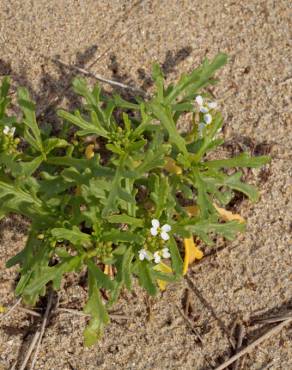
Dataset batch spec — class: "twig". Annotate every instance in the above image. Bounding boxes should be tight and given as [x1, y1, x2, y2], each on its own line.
[30, 291, 54, 370]
[51, 57, 146, 96]
[231, 322, 245, 370]
[186, 276, 236, 349]
[0, 298, 22, 322]
[19, 331, 41, 370]
[214, 318, 292, 370]
[251, 312, 292, 325]
[57, 307, 128, 321]
[18, 307, 42, 318]
[176, 305, 204, 344]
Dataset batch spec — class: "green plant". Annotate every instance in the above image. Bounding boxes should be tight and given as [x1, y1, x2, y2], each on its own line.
[0, 54, 270, 345]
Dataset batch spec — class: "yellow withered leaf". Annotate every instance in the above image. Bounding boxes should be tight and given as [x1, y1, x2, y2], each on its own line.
[183, 237, 203, 275]
[164, 157, 182, 175]
[85, 144, 95, 159]
[153, 262, 173, 291]
[104, 265, 113, 276]
[213, 203, 245, 224]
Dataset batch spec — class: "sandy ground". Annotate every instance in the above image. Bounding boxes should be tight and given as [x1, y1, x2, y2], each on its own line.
[0, 0, 291, 369]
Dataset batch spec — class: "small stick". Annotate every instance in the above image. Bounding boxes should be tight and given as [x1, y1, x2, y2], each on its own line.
[30, 291, 54, 370]
[18, 307, 42, 318]
[0, 298, 22, 322]
[214, 318, 292, 370]
[231, 322, 245, 370]
[57, 307, 128, 321]
[251, 312, 292, 325]
[176, 305, 204, 344]
[19, 331, 41, 370]
[51, 57, 146, 96]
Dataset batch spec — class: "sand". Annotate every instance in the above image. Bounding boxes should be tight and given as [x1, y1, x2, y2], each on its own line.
[0, 1, 291, 369]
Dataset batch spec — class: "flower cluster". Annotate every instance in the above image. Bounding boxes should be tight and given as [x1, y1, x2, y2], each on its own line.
[139, 247, 171, 264]
[195, 95, 217, 136]
[150, 219, 171, 241]
[138, 219, 172, 263]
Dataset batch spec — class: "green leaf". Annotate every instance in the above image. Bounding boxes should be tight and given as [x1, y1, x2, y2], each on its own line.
[107, 214, 144, 227]
[51, 227, 92, 247]
[18, 87, 44, 153]
[168, 237, 183, 276]
[224, 172, 259, 202]
[150, 175, 169, 218]
[102, 230, 143, 244]
[83, 270, 109, 346]
[205, 152, 271, 169]
[87, 259, 116, 291]
[115, 246, 134, 290]
[0, 154, 43, 177]
[0, 177, 43, 218]
[185, 219, 245, 245]
[0, 77, 11, 118]
[165, 53, 228, 103]
[43, 138, 68, 154]
[23, 255, 81, 298]
[137, 261, 157, 296]
[148, 102, 188, 155]
[57, 109, 109, 138]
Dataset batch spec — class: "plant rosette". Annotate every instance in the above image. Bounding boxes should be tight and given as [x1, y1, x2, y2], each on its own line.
[0, 54, 270, 346]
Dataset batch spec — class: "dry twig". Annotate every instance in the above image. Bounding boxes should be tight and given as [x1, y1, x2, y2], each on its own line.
[30, 291, 54, 370]
[19, 331, 41, 370]
[176, 305, 204, 344]
[231, 321, 245, 370]
[57, 307, 128, 321]
[51, 57, 146, 96]
[214, 318, 292, 370]
[251, 311, 292, 325]
[18, 307, 42, 318]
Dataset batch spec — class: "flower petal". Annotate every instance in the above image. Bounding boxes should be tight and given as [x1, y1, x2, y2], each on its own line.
[204, 113, 212, 125]
[162, 248, 171, 259]
[151, 219, 160, 228]
[160, 231, 170, 241]
[200, 106, 209, 113]
[195, 95, 203, 106]
[139, 251, 145, 261]
[154, 252, 161, 264]
[150, 227, 158, 236]
[161, 224, 171, 232]
[3, 126, 10, 135]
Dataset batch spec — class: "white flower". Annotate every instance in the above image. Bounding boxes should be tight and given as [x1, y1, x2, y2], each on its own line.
[195, 95, 203, 106]
[150, 219, 171, 241]
[153, 251, 161, 264]
[3, 126, 16, 136]
[204, 113, 212, 125]
[162, 247, 171, 259]
[150, 219, 160, 236]
[3, 126, 10, 135]
[139, 249, 151, 261]
[195, 95, 209, 113]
